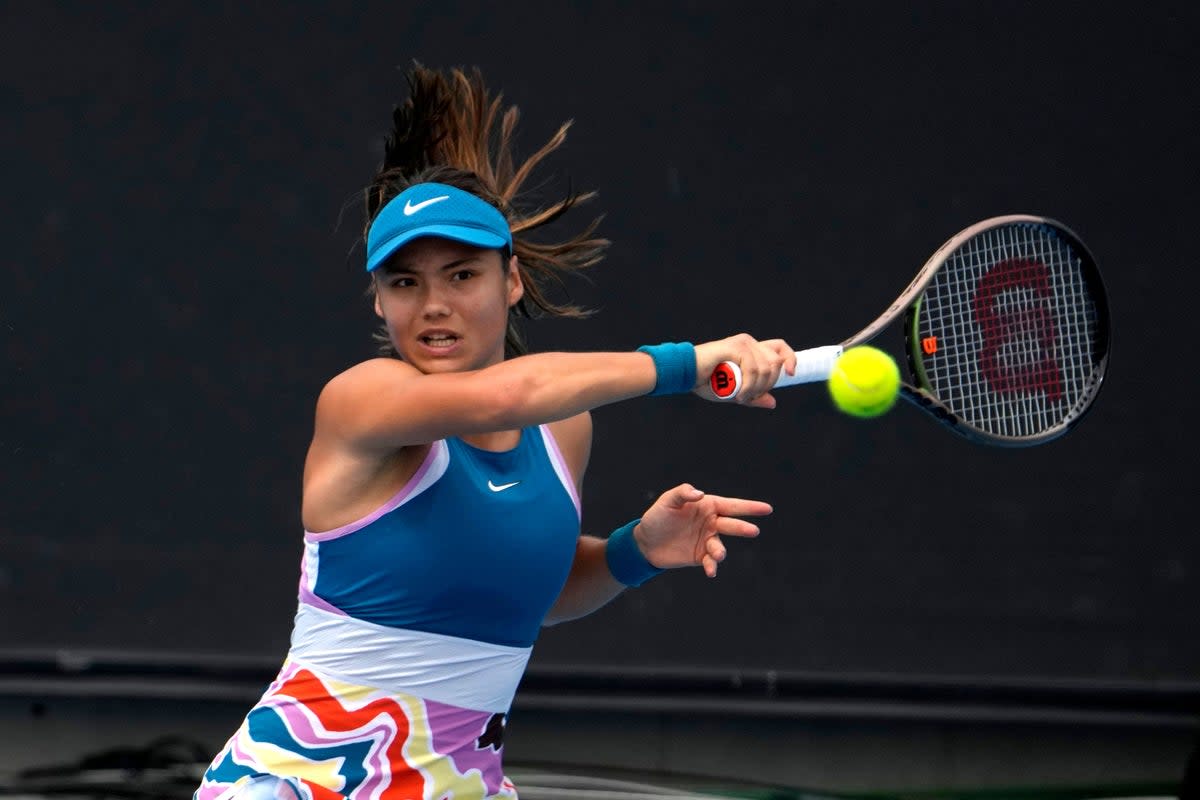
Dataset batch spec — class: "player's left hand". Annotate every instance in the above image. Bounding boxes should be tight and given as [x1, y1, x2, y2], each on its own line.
[635, 484, 771, 577]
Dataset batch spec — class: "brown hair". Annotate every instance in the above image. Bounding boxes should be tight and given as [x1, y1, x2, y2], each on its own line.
[364, 65, 609, 358]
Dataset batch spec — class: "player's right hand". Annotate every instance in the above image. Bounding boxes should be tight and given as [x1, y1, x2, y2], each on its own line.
[693, 334, 796, 408]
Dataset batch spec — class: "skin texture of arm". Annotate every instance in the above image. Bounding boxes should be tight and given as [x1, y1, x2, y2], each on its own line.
[316, 332, 798, 456]
[315, 352, 658, 454]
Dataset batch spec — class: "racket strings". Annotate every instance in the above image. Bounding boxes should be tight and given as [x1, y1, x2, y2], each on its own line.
[917, 223, 1102, 438]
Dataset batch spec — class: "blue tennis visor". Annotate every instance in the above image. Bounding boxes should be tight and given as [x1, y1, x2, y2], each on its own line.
[366, 183, 513, 272]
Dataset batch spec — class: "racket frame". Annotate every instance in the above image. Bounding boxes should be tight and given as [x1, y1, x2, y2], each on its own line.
[868, 214, 1110, 446]
[708, 214, 1110, 447]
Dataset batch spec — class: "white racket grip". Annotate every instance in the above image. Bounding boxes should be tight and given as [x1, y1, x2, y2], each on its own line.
[709, 345, 844, 399]
[777, 345, 844, 387]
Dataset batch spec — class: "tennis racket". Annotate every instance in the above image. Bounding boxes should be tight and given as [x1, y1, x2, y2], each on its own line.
[711, 215, 1110, 446]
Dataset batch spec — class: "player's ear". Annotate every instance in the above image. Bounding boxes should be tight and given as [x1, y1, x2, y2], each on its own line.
[505, 253, 524, 308]
[373, 283, 384, 318]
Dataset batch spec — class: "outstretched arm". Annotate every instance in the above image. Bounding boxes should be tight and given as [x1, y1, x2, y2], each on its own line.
[316, 336, 797, 454]
[544, 484, 771, 625]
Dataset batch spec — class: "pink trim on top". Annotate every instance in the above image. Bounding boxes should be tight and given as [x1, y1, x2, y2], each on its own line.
[298, 580, 348, 617]
[297, 544, 347, 616]
[304, 440, 448, 542]
[539, 424, 582, 519]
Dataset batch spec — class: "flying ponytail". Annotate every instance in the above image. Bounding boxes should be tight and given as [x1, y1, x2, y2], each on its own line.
[365, 65, 609, 357]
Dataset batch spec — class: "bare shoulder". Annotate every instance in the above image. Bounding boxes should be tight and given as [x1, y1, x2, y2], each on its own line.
[319, 358, 421, 405]
[315, 358, 419, 429]
[304, 359, 429, 531]
[546, 411, 593, 493]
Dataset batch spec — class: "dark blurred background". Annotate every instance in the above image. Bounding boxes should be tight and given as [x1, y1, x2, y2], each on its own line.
[2, 1, 1198, 793]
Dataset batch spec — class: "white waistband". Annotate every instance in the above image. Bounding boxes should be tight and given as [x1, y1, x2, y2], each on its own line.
[288, 603, 531, 713]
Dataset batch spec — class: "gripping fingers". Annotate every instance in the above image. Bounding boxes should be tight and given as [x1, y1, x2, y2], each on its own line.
[707, 337, 793, 404]
[747, 341, 790, 401]
[737, 343, 771, 403]
[764, 339, 798, 380]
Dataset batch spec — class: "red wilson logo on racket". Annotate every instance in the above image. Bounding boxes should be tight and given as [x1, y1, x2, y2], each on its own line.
[974, 258, 1063, 402]
[710, 363, 738, 398]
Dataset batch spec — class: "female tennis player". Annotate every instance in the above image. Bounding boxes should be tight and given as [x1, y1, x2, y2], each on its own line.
[195, 66, 795, 800]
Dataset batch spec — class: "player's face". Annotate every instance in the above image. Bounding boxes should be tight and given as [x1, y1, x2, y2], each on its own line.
[374, 237, 523, 374]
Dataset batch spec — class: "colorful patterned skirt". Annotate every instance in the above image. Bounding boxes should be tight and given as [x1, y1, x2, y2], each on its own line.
[196, 658, 519, 800]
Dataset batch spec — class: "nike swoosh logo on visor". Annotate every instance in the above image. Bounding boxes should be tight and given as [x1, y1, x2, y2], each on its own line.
[403, 195, 450, 215]
[488, 480, 520, 492]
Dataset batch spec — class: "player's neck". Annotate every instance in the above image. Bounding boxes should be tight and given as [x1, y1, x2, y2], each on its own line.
[459, 429, 522, 452]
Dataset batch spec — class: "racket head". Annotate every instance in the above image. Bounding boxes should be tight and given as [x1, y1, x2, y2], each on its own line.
[898, 215, 1110, 446]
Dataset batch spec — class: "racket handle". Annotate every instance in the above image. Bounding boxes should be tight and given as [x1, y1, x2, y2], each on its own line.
[709, 345, 844, 400]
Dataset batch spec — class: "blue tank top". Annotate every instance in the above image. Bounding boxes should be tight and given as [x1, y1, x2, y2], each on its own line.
[301, 425, 581, 648]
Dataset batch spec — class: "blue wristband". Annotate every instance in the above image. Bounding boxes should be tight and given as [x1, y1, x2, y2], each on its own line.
[605, 519, 664, 587]
[636, 342, 697, 396]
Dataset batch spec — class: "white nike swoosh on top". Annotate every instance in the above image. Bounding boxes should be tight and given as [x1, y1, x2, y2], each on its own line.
[403, 195, 450, 215]
[487, 480, 520, 492]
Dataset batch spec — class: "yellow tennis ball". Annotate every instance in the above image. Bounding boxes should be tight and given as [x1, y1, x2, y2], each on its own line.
[827, 346, 900, 418]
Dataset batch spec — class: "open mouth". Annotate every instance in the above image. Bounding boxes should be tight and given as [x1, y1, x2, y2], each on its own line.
[420, 334, 460, 349]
